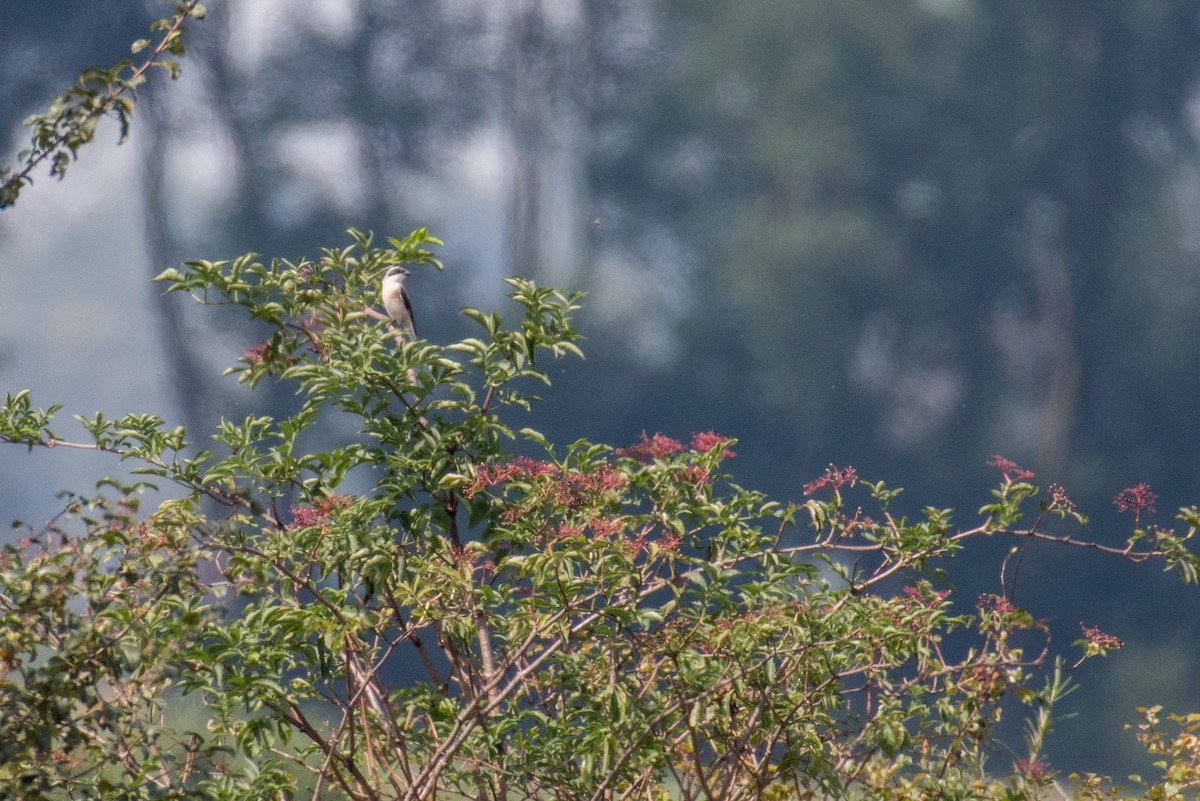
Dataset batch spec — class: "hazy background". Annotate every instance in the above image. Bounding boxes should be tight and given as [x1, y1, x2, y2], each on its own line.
[5, 0, 1200, 775]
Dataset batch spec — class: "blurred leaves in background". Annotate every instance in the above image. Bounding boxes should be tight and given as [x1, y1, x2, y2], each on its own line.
[5, 0, 1200, 774]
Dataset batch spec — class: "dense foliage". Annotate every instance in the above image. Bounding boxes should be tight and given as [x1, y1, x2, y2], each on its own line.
[2, 230, 1200, 800]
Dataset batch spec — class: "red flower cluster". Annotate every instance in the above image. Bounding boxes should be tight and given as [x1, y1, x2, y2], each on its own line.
[987, 455, 1034, 482]
[803, 464, 858, 496]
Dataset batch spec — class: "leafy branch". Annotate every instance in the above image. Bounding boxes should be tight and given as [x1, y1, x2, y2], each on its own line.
[0, 0, 206, 209]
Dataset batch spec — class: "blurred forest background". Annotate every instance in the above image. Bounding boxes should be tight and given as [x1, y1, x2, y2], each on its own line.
[5, 0, 1200, 776]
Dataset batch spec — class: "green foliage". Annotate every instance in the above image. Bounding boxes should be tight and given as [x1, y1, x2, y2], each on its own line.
[0, 1, 205, 209]
[3, 229, 1200, 799]
[0, 484, 212, 800]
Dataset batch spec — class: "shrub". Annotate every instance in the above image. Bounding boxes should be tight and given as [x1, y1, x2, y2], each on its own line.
[2, 229, 1199, 800]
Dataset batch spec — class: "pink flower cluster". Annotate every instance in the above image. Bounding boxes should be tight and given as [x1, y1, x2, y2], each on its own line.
[244, 340, 271, 365]
[288, 495, 353, 531]
[1080, 622, 1124, 650]
[1113, 483, 1156, 516]
[464, 457, 557, 497]
[550, 465, 627, 508]
[977, 593, 1014, 615]
[987, 455, 1034, 482]
[690, 431, 736, 457]
[615, 432, 685, 461]
[901, 585, 950, 607]
[615, 431, 736, 462]
[1013, 759, 1050, 780]
[1047, 483, 1075, 514]
[803, 465, 858, 496]
[466, 458, 628, 514]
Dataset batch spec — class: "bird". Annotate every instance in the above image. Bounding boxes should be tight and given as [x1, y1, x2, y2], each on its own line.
[381, 265, 416, 342]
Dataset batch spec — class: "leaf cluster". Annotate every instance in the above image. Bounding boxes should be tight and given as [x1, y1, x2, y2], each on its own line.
[0, 1, 206, 209]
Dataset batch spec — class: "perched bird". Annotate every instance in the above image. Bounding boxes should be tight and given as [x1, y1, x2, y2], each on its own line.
[381, 265, 416, 342]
